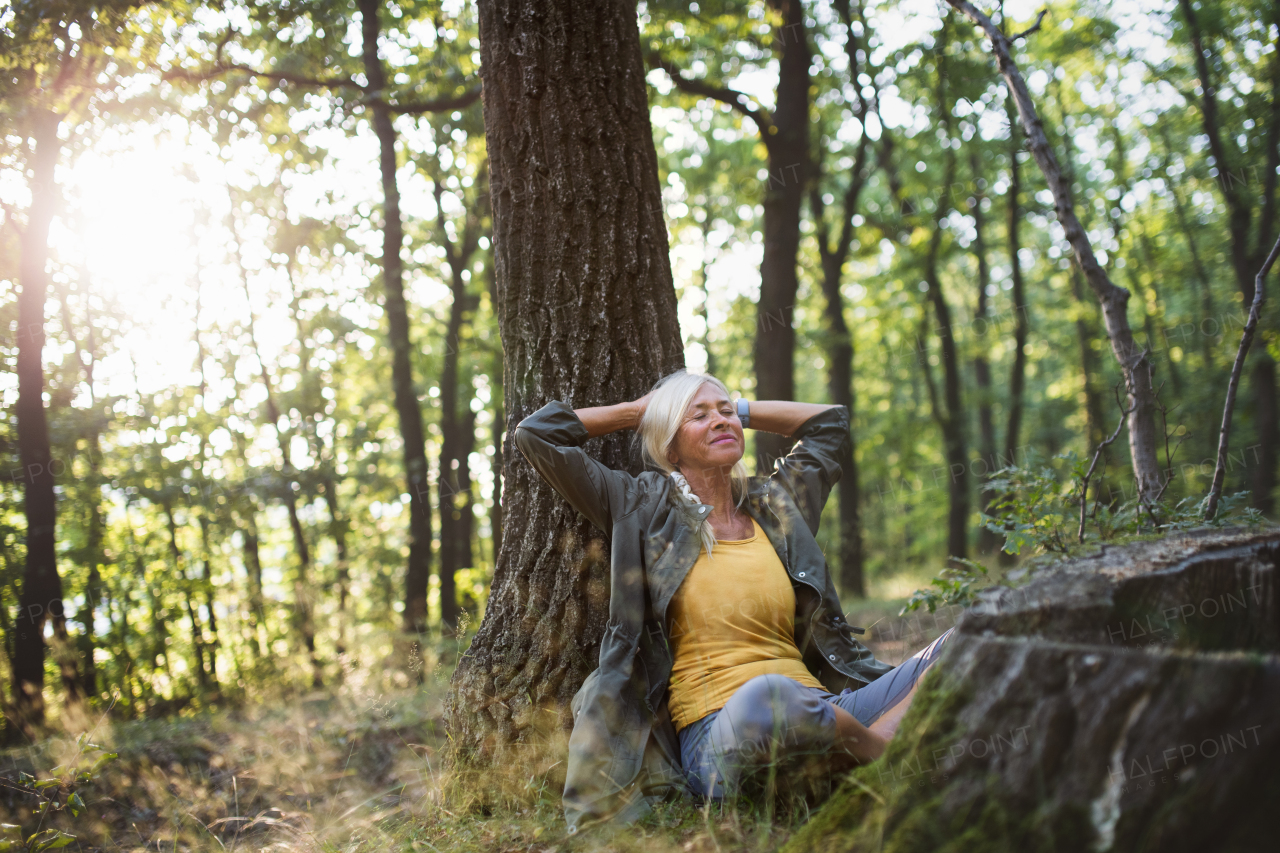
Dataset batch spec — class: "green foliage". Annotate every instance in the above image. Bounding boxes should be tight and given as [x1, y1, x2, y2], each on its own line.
[1, 734, 117, 852]
[900, 557, 991, 616]
[980, 454, 1269, 560]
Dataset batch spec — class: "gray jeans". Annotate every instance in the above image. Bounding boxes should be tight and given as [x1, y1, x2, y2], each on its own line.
[678, 629, 954, 799]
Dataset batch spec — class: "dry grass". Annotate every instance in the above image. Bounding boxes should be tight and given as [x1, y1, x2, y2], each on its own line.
[0, 610, 947, 852]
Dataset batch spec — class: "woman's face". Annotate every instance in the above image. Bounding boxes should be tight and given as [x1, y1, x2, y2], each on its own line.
[666, 383, 744, 477]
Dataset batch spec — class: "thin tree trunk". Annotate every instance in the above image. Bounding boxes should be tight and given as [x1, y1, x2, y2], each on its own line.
[948, 0, 1163, 504]
[1002, 93, 1028, 491]
[11, 109, 66, 740]
[1176, 0, 1278, 512]
[970, 159, 1001, 557]
[448, 0, 684, 758]
[753, 0, 811, 472]
[697, 215, 717, 377]
[919, 17, 968, 562]
[434, 174, 481, 635]
[238, 506, 267, 658]
[198, 516, 219, 689]
[228, 199, 322, 688]
[359, 0, 434, 632]
[59, 280, 104, 702]
[163, 501, 209, 695]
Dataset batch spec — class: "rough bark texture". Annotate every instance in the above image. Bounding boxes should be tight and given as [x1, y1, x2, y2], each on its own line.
[9, 109, 64, 740]
[787, 528, 1280, 853]
[445, 0, 684, 758]
[359, 0, 434, 634]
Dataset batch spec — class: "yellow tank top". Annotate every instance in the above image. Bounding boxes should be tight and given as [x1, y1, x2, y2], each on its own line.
[664, 516, 824, 731]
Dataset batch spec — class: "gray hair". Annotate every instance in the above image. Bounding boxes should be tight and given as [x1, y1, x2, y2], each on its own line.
[636, 370, 749, 558]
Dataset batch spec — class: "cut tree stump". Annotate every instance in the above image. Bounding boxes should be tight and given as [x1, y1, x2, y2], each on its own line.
[787, 528, 1280, 853]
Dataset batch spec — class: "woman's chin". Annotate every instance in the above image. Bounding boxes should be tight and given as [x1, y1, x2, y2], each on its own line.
[701, 446, 743, 469]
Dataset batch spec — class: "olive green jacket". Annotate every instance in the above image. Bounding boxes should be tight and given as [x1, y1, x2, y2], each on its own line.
[513, 401, 893, 834]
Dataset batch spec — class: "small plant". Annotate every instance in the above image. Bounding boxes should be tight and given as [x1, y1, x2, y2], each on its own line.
[0, 734, 118, 852]
[903, 455, 1270, 618]
[900, 557, 992, 615]
[979, 453, 1269, 558]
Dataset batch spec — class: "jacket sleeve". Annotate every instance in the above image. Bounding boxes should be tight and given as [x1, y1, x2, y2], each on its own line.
[514, 400, 640, 534]
[766, 405, 850, 536]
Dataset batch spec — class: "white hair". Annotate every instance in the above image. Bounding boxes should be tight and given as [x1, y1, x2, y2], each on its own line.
[636, 370, 749, 558]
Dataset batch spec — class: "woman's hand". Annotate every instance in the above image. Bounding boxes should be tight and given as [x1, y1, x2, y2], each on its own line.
[632, 389, 654, 425]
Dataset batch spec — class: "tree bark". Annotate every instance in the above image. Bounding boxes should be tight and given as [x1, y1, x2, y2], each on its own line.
[447, 0, 684, 758]
[359, 0, 435, 633]
[10, 109, 65, 740]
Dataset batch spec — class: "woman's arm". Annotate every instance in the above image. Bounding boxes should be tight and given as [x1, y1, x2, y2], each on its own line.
[745, 400, 840, 437]
[574, 391, 653, 438]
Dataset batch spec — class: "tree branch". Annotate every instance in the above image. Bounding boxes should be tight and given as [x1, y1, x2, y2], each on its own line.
[387, 87, 481, 115]
[163, 63, 363, 92]
[646, 50, 774, 136]
[1010, 9, 1047, 42]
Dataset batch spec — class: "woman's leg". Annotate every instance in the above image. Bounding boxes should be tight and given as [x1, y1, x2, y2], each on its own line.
[829, 628, 955, 729]
[679, 673, 842, 799]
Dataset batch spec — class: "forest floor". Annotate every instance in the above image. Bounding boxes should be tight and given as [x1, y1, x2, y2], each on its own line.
[0, 598, 948, 852]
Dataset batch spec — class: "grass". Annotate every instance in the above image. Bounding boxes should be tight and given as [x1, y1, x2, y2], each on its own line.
[0, 606, 952, 852]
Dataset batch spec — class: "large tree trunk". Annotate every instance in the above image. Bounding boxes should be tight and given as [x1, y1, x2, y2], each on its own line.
[359, 0, 435, 633]
[9, 109, 65, 741]
[447, 0, 684, 758]
[753, 0, 811, 472]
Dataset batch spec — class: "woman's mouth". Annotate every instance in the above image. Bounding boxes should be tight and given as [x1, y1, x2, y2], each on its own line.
[712, 435, 736, 445]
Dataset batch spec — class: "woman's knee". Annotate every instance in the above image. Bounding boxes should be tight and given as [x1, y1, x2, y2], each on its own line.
[716, 675, 833, 751]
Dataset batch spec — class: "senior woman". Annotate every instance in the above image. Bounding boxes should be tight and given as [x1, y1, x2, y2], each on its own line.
[514, 369, 952, 833]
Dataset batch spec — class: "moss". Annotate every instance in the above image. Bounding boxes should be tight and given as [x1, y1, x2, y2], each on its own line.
[784, 664, 1098, 853]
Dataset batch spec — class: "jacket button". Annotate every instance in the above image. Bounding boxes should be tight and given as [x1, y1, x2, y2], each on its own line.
[828, 654, 836, 661]
[798, 572, 806, 578]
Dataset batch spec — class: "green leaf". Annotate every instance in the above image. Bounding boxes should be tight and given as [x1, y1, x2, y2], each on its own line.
[27, 829, 76, 852]
[68, 792, 86, 817]
[33, 778, 61, 790]
[87, 752, 119, 775]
